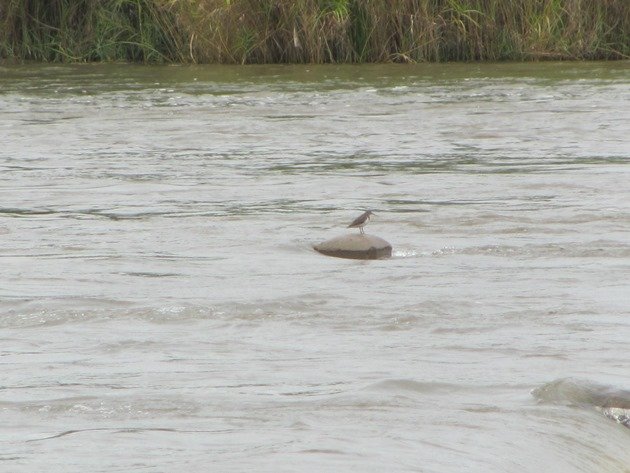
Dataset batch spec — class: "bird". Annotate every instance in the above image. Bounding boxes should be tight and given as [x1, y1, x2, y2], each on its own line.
[347, 210, 374, 235]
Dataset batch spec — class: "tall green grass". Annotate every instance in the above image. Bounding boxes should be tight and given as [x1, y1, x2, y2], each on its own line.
[0, 0, 186, 62]
[1, 0, 628, 63]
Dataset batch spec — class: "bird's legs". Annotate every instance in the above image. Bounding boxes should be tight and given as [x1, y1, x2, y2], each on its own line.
[360, 227, 365, 235]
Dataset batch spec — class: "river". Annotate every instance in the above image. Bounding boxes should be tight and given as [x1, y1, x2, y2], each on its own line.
[1, 62, 629, 472]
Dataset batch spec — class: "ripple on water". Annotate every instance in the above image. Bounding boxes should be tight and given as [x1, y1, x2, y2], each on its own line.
[5, 395, 202, 421]
[0, 303, 217, 328]
[1, 63, 629, 473]
[458, 241, 630, 259]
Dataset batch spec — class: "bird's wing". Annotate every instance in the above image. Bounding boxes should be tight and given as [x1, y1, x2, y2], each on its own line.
[348, 213, 365, 227]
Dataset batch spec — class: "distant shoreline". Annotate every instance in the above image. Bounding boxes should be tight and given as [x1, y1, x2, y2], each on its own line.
[2, 0, 628, 64]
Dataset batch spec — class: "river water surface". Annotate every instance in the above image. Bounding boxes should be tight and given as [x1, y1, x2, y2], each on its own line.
[1, 62, 629, 472]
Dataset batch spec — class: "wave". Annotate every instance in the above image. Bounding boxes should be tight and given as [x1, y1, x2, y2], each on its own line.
[533, 378, 630, 429]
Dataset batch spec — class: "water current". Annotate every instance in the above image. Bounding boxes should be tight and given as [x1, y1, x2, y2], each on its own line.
[1, 62, 629, 472]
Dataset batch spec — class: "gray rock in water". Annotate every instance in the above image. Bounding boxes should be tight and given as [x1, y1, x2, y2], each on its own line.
[314, 234, 392, 260]
[532, 378, 630, 429]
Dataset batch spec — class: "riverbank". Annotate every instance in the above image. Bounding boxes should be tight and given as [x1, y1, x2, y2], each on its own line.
[1, 0, 629, 63]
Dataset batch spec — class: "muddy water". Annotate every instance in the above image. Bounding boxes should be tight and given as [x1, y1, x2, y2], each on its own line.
[1, 62, 629, 472]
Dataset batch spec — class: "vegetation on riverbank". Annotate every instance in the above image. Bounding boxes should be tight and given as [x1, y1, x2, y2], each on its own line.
[1, 0, 629, 63]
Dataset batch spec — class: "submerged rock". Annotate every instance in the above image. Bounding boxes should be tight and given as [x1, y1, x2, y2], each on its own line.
[314, 234, 392, 260]
[533, 378, 630, 429]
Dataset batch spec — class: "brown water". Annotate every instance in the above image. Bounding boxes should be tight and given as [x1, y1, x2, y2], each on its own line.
[1, 62, 629, 472]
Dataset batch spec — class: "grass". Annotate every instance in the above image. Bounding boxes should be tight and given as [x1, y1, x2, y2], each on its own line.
[1, 0, 628, 63]
[0, 0, 186, 62]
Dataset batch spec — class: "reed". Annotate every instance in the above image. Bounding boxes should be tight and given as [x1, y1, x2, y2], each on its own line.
[1, 0, 628, 63]
[0, 0, 186, 62]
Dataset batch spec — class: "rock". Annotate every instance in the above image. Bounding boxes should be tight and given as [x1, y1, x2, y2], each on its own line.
[314, 234, 392, 260]
[532, 378, 630, 429]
